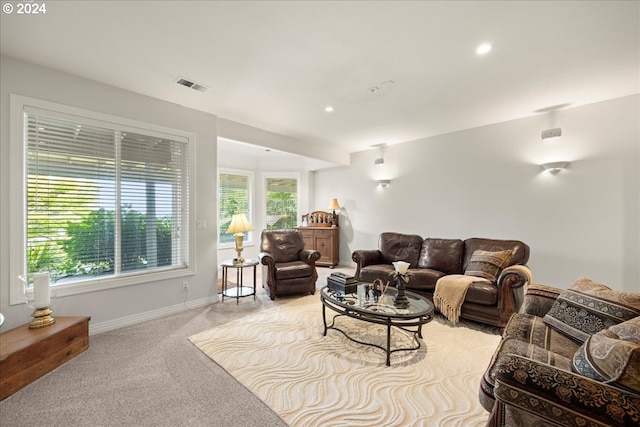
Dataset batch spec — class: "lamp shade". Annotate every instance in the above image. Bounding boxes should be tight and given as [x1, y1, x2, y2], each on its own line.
[327, 198, 340, 210]
[226, 213, 253, 234]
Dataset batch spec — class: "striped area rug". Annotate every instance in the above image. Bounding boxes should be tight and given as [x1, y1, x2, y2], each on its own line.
[189, 294, 501, 427]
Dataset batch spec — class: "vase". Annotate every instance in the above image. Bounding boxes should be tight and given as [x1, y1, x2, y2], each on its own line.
[393, 276, 410, 308]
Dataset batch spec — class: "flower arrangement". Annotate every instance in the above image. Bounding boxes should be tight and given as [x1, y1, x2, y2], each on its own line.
[390, 261, 412, 283]
[390, 261, 411, 308]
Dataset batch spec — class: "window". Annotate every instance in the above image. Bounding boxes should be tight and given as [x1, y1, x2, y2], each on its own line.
[265, 174, 299, 229]
[218, 170, 253, 244]
[10, 96, 193, 303]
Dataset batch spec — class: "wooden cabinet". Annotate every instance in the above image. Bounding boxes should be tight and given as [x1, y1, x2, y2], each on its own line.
[0, 316, 90, 400]
[297, 226, 339, 267]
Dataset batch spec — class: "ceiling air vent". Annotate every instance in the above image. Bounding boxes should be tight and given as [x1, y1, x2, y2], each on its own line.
[175, 76, 208, 92]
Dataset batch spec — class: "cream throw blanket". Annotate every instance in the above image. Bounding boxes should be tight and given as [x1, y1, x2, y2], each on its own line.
[434, 274, 489, 324]
[434, 266, 533, 324]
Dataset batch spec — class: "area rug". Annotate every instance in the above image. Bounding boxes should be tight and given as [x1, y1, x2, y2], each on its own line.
[189, 294, 501, 427]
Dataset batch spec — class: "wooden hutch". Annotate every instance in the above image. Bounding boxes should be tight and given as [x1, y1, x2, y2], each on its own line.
[296, 211, 339, 267]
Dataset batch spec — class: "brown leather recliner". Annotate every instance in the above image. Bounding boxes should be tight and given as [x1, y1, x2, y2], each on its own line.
[259, 229, 321, 300]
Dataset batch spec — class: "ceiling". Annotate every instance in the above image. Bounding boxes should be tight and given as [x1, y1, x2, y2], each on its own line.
[1, 1, 638, 164]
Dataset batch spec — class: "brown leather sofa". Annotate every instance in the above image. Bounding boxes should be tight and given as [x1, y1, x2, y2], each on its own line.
[352, 232, 531, 328]
[259, 229, 321, 300]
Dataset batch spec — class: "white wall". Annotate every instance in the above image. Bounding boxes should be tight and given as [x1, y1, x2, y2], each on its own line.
[2, 57, 636, 334]
[315, 95, 640, 292]
[0, 57, 219, 332]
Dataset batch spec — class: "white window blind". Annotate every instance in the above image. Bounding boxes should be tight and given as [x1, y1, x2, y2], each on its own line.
[25, 109, 190, 285]
[218, 172, 251, 244]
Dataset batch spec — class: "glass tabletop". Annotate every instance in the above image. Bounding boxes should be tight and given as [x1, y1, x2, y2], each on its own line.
[221, 259, 259, 268]
[321, 284, 434, 319]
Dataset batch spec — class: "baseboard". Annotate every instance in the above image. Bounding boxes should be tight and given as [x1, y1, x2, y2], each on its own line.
[88, 295, 219, 336]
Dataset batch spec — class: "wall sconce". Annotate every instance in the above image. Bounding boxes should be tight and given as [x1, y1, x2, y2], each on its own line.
[378, 179, 391, 187]
[541, 127, 562, 140]
[541, 161, 569, 174]
[372, 143, 386, 165]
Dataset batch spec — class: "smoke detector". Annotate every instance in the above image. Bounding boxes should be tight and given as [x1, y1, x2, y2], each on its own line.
[175, 77, 209, 92]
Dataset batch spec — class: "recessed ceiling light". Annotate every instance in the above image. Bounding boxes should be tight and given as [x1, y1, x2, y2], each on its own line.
[324, 106, 334, 113]
[476, 43, 492, 55]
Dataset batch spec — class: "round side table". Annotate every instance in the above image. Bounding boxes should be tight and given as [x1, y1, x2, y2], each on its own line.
[220, 259, 259, 304]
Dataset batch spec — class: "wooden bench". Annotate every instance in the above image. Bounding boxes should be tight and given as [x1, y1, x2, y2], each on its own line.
[0, 316, 90, 400]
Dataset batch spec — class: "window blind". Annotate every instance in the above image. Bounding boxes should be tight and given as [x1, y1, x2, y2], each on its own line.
[25, 110, 190, 285]
[218, 173, 251, 244]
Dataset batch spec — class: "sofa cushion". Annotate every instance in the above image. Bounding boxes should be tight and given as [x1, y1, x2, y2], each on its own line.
[520, 284, 563, 317]
[462, 238, 529, 272]
[572, 333, 640, 393]
[274, 261, 313, 280]
[543, 278, 640, 343]
[359, 264, 395, 284]
[260, 229, 304, 263]
[502, 313, 581, 359]
[378, 232, 423, 268]
[465, 281, 498, 306]
[418, 238, 464, 273]
[464, 249, 512, 282]
[608, 316, 640, 344]
[406, 268, 445, 292]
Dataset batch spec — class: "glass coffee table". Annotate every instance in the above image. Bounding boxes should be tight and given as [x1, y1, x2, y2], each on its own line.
[320, 284, 434, 366]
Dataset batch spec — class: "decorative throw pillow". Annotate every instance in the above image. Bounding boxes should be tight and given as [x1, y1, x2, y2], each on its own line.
[608, 316, 640, 344]
[543, 278, 640, 343]
[463, 249, 512, 282]
[572, 333, 640, 393]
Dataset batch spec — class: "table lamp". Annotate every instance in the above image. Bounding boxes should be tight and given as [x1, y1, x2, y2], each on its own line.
[328, 198, 340, 226]
[226, 213, 253, 263]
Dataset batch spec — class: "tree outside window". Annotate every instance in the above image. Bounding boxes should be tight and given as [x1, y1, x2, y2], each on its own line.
[265, 177, 298, 230]
[219, 172, 251, 244]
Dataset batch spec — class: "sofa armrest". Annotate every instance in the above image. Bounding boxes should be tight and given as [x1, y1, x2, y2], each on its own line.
[494, 265, 532, 328]
[497, 265, 532, 290]
[299, 249, 321, 265]
[259, 252, 276, 286]
[520, 283, 562, 317]
[352, 249, 383, 279]
[259, 252, 275, 267]
[491, 354, 640, 427]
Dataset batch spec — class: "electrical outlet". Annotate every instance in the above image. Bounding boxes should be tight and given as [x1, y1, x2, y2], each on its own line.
[182, 282, 189, 291]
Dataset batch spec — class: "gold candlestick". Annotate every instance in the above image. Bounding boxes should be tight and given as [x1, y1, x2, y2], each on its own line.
[29, 307, 55, 329]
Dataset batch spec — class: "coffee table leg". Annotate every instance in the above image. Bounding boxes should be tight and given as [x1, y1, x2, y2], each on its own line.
[322, 303, 328, 336]
[386, 321, 391, 366]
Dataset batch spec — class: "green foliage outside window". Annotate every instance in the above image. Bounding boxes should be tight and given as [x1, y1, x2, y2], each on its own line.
[28, 199, 173, 282]
[219, 173, 250, 243]
[267, 183, 298, 230]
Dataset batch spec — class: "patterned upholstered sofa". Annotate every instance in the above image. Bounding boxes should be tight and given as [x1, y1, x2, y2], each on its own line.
[479, 279, 640, 427]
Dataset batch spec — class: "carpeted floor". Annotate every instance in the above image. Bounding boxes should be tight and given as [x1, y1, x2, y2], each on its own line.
[1, 266, 501, 426]
[190, 292, 502, 427]
[0, 266, 353, 427]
